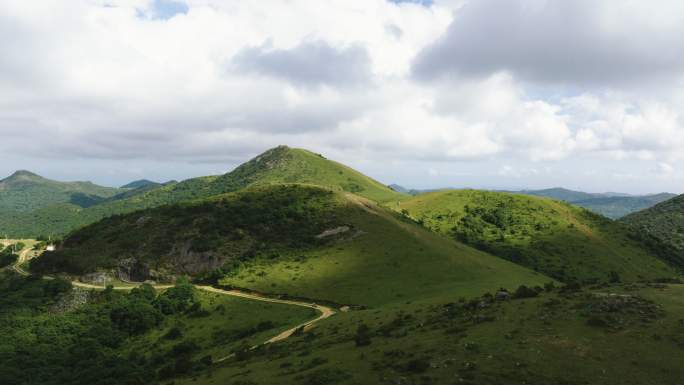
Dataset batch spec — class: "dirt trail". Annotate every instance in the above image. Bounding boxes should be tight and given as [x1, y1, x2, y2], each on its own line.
[9, 245, 336, 362]
[197, 286, 336, 362]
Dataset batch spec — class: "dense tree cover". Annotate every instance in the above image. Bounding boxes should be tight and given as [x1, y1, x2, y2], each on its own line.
[0, 273, 210, 385]
[29, 185, 346, 277]
[0, 245, 18, 267]
[622, 193, 684, 254]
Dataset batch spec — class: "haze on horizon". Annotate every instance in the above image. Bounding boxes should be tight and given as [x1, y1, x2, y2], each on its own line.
[2, 0, 684, 194]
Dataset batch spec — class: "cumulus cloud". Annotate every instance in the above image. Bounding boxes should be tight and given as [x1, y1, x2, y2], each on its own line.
[231, 41, 372, 88]
[0, 0, 684, 192]
[413, 0, 684, 85]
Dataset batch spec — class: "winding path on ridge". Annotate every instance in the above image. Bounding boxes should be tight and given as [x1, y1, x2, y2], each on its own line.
[7, 242, 336, 362]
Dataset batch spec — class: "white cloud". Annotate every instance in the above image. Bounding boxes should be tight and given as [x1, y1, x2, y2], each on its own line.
[0, 0, 684, 193]
[413, 0, 684, 86]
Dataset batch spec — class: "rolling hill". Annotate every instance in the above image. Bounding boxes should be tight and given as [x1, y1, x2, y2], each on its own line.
[120, 179, 162, 189]
[0, 146, 406, 238]
[516, 187, 675, 218]
[394, 189, 682, 283]
[32, 184, 547, 307]
[622, 194, 684, 253]
[0, 170, 123, 211]
[27, 185, 684, 385]
[14, 150, 684, 385]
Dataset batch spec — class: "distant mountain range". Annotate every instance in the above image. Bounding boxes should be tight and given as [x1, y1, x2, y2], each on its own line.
[0, 146, 404, 238]
[389, 185, 676, 219]
[120, 179, 161, 189]
[514, 188, 676, 219]
[0, 170, 124, 211]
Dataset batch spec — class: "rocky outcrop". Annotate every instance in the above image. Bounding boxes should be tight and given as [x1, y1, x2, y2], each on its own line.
[117, 257, 151, 282]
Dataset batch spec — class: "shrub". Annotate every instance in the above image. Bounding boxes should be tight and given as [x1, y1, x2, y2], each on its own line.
[402, 358, 430, 373]
[164, 327, 183, 340]
[609, 271, 621, 283]
[110, 299, 162, 335]
[299, 368, 351, 385]
[43, 277, 72, 297]
[154, 281, 196, 315]
[586, 316, 609, 328]
[512, 285, 538, 299]
[354, 324, 372, 347]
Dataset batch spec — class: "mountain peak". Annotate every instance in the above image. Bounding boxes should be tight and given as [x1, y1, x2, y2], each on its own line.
[120, 179, 160, 189]
[2, 170, 44, 182]
[212, 145, 402, 202]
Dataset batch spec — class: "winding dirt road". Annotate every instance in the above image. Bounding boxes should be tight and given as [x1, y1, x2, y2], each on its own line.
[7, 243, 336, 361]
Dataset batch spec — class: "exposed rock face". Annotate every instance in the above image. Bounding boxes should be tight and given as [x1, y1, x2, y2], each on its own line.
[316, 226, 351, 239]
[168, 241, 230, 275]
[115, 257, 176, 283]
[117, 258, 151, 282]
[80, 272, 112, 285]
[50, 288, 92, 313]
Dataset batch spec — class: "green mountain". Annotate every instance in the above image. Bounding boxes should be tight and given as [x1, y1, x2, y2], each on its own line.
[518, 187, 599, 202]
[571, 193, 676, 219]
[622, 194, 684, 253]
[0, 170, 123, 211]
[0, 146, 406, 238]
[120, 179, 161, 189]
[15, 150, 684, 385]
[516, 187, 675, 218]
[210, 146, 405, 203]
[32, 184, 546, 306]
[394, 189, 682, 283]
[25, 186, 684, 385]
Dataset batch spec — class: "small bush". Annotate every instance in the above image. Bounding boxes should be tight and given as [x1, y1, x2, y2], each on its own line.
[354, 324, 372, 347]
[512, 285, 538, 299]
[164, 327, 183, 340]
[402, 358, 430, 373]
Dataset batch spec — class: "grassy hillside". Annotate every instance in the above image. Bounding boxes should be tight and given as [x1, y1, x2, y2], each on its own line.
[622, 194, 684, 253]
[31, 184, 548, 307]
[0, 170, 123, 212]
[211, 146, 404, 203]
[0, 146, 405, 238]
[178, 283, 684, 385]
[518, 188, 676, 218]
[394, 190, 681, 283]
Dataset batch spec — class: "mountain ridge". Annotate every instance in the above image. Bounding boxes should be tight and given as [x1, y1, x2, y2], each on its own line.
[0, 146, 406, 237]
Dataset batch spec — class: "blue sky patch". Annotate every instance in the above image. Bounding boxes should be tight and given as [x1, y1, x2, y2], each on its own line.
[151, 0, 188, 20]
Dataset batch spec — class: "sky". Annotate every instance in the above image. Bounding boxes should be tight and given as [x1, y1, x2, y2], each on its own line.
[1, 0, 684, 194]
